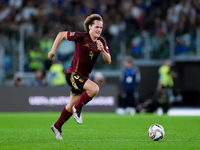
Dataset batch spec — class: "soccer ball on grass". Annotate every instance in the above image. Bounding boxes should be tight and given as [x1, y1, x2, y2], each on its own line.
[148, 124, 165, 141]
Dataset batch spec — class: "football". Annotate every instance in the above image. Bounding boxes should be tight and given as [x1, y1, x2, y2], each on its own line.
[148, 124, 165, 141]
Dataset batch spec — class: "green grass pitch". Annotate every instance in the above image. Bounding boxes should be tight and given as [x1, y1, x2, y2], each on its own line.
[0, 112, 200, 150]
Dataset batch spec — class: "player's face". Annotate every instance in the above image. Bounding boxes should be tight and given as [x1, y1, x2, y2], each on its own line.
[89, 20, 103, 40]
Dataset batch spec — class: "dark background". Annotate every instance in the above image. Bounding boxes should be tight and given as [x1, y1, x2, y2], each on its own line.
[0, 85, 117, 112]
[1, 61, 200, 113]
[107, 61, 200, 107]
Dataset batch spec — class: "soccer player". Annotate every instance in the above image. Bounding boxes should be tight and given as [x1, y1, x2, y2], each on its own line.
[48, 14, 111, 140]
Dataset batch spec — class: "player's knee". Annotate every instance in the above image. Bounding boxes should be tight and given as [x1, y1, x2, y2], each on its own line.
[66, 105, 72, 113]
[90, 84, 99, 97]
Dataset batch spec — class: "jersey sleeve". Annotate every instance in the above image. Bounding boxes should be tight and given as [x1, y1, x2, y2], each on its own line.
[100, 37, 110, 53]
[67, 31, 86, 41]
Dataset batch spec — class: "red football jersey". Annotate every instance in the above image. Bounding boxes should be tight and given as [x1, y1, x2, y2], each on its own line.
[65, 31, 110, 78]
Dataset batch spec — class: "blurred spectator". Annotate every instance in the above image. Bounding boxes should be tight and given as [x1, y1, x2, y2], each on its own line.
[22, 0, 37, 21]
[21, 18, 35, 38]
[1, 0, 200, 86]
[49, 60, 66, 86]
[174, 22, 190, 54]
[31, 69, 48, 87]
[15, 8, 23, 23]
[157, 59, 178, 93]
[0, 32, 12, 71]
[118, 56, 141, 115]
[48, 3, 62, 22]
[130, 1, 144, 30]
[154, 59, 178, 115]
[154, 17, 170, 38]
[28, 45, 44, 71]
[93, 72, 106, 86]
[9, 0, 23, 10]
[131, 34, 143, 58]
[108, 13, 126, 41]
[40, 33, 53, 70]
[0, 3, 11, 22]
[167, 1, 182, 25]
[151, 17, 170, 58]
[13, 75, 22, 87]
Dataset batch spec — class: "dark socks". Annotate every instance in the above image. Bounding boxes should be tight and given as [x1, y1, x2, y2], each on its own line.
[75, 91, 92, 110]
[55, 107, 72, 130]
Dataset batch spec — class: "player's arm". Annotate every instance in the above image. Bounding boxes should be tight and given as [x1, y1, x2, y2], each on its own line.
[96, 40, 111, 64]
[48, 31, 68, 59]
[169, 70, 178, 78]
[101, 49, 111, 64]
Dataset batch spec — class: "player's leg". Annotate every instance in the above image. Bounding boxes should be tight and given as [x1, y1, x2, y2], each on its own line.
[56, 92, 81, 129]
[73, 79, 99, 124]
[121, 91, 128, 109]
[65, 72, 99, 124]
[51, 92, 81, 140]
[66, 92, 82, 112]
[75, 79, 99, 110]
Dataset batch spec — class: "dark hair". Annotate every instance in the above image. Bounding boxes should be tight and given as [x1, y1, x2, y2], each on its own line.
[83, 14, 103, 32]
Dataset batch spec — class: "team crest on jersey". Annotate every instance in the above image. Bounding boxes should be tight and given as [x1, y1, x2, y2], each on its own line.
[70, 32, 75, 36]
[84, 43, 89, 47]
[79, 78, 83, 82]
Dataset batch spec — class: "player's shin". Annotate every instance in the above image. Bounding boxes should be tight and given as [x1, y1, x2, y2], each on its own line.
[75, 91, 92, 110]
[55, 107, 72, 130]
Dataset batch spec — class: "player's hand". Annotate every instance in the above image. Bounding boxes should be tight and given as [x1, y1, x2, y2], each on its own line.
[48, 51, 55, 59]
[97, 40, 104, 51]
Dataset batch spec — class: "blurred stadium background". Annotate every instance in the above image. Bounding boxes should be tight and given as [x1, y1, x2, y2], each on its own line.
[1, 0, 200, 113]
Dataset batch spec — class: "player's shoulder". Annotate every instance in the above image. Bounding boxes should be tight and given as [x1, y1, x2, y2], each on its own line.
[74, 32, 88, 37]
[68, 31, 88, 39]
